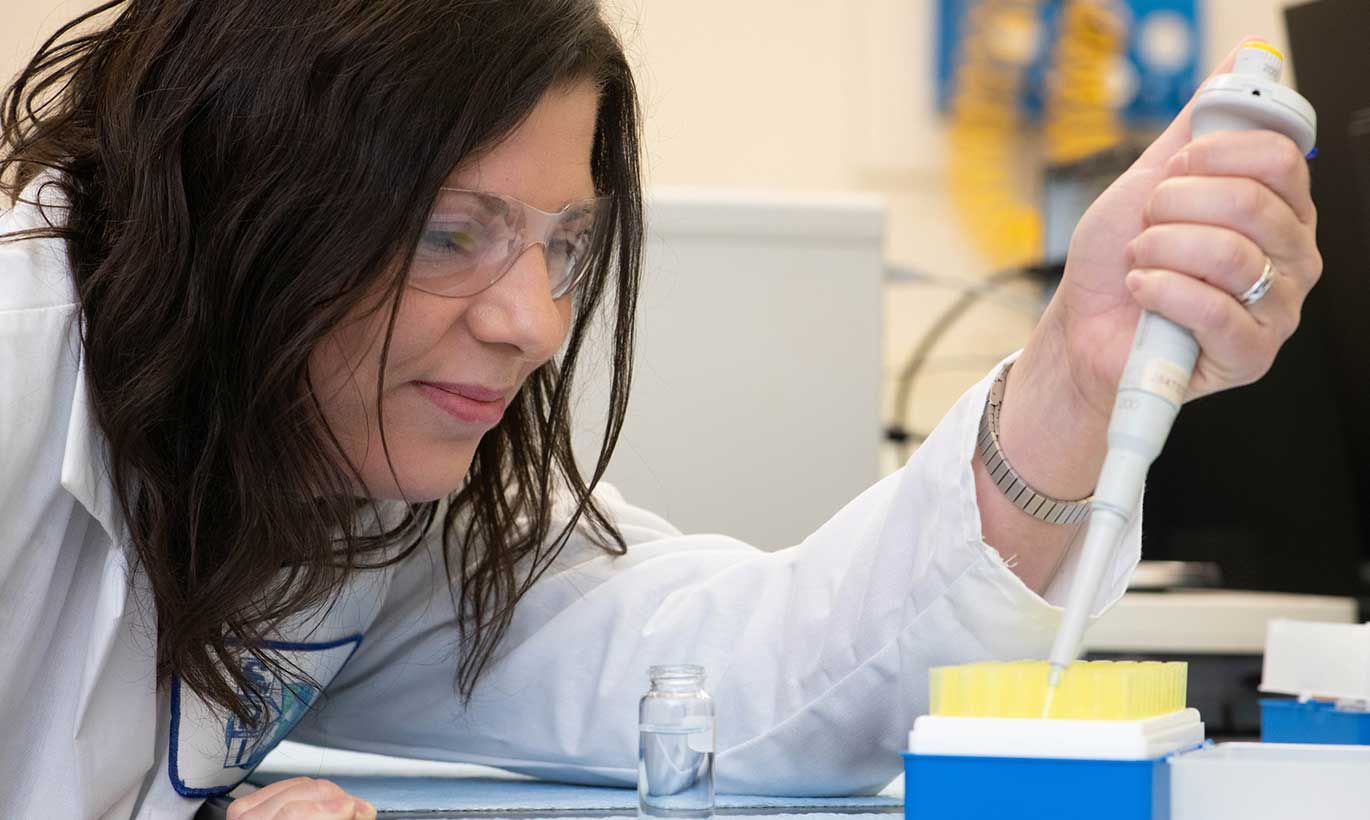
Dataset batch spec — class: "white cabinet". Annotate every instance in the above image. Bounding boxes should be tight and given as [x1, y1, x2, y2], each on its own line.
[573, 189, 885, 550]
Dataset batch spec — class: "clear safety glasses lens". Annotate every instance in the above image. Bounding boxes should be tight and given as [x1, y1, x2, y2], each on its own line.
[408, 188, 608, 299]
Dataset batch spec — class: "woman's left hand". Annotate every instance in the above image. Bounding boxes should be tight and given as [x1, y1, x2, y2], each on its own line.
[226, 776, 377, 819]
[1027, 40, 1321, 425]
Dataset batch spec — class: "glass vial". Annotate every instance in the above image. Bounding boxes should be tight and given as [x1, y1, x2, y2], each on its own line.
[638, 664, 715, 818]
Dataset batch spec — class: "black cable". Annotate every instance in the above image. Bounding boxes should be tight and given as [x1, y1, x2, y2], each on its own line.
[885, 264, 1059, 461]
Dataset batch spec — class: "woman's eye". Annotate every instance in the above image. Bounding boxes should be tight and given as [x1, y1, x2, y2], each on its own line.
[419, 224, 484, 259]
[548, 235, 579, 263]
[551, 227, 591, 255]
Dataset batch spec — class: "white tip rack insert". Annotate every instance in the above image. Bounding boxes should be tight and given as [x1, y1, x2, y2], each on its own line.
[908, 708, 1205, 761]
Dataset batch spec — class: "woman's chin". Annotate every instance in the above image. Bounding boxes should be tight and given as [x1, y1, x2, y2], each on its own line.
[355, 444, 477, 502]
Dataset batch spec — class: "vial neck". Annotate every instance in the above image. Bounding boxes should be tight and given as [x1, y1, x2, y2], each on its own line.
[648, 664, 706, 693]
[651, 680, 704, 694]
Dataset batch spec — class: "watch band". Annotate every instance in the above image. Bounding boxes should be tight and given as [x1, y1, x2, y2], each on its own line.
[977, 361, 1092, 525]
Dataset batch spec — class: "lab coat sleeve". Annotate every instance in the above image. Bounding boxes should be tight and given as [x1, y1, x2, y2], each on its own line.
[291, 357, 1142, 795]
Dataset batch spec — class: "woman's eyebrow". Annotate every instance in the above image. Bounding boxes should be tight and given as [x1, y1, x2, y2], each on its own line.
[558, 194, 599, 211]
[429, 192, 507, 221]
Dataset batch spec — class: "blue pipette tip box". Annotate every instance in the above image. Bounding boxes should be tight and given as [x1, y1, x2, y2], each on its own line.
[902, 751, 1172, 820]
[1260, 698, 1370, 745]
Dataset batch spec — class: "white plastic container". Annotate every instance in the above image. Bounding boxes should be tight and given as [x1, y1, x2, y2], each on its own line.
[1169, 742, 1370, 820]
[1261, 619, 1370, 703]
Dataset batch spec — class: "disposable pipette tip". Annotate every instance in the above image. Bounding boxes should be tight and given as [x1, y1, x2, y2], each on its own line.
[1041, 665, 1064, 719]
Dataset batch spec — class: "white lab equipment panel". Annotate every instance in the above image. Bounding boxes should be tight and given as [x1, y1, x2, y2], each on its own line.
[573, 188, 885, 551]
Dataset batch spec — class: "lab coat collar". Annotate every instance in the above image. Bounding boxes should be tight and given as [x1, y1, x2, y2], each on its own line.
[58, 314, 126, 547]
[21, 170, 126, 546]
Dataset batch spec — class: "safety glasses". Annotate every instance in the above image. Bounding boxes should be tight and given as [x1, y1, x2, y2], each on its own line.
[408, 187, 609, 299]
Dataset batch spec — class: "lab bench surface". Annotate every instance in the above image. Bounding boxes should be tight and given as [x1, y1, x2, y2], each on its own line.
[196, 804, 901, 819]
[191, 744, 904, 820]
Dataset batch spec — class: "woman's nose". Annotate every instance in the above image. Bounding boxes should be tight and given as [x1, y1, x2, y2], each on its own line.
[464, 243, 570, 360]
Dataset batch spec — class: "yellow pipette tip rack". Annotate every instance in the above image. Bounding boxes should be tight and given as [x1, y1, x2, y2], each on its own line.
[930, 660, 1187, 720]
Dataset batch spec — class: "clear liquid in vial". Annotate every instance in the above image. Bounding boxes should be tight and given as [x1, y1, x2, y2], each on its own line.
[637, 723, 714, 818]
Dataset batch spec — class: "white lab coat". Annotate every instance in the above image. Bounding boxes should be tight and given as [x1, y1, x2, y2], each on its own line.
[0, 184, 1141, 819]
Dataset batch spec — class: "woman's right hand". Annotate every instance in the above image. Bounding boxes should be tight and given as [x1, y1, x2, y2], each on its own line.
[225, 776, 377, 819]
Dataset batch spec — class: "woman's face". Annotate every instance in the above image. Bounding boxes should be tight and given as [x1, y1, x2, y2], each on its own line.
[310, 80, 600, 501]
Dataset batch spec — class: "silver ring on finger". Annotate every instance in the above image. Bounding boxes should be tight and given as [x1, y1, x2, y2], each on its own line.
[1238, 256, 1276, 307]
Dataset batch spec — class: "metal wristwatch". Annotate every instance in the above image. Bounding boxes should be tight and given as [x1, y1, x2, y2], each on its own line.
[977, 362, 1092, 525]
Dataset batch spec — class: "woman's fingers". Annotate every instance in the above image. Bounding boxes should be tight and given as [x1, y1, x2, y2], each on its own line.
[227, 777, 317, 818]
[270, 799, 362, 820]
[228, 776, 375, 820]
[1143, 175, 1313, 278]
[1165, 130, 1315, 226]
[1126, 223, 1303, 336]
[1124, 266, 1294, 393]
[1128, 223, 1262, 297]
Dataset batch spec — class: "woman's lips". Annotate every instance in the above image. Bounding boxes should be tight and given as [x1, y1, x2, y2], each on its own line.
[415, 381, 508, 426]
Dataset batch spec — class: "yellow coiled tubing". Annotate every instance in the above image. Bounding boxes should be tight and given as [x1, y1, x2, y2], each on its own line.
[947, 0, 1127, 268]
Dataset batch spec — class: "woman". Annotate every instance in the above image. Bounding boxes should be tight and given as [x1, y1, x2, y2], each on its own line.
[0, 1, 1320, 818]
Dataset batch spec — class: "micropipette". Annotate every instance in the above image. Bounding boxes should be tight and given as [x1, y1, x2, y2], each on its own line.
[1042, 41, 1318, 715]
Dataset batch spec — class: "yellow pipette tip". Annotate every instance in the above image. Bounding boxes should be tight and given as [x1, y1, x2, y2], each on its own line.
[1041, 684, 1056, 720]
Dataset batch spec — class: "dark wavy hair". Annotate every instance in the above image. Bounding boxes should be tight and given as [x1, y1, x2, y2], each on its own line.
[0, 0, 641, 723]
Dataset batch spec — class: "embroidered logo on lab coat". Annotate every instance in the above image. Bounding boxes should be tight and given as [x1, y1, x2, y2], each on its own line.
[168, 635, 361, 798]
[222, 658, 322, 770]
